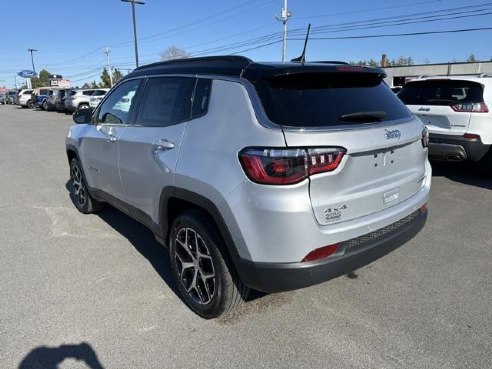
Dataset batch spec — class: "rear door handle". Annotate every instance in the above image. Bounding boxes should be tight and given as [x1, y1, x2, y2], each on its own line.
[153, 139, 175, 151]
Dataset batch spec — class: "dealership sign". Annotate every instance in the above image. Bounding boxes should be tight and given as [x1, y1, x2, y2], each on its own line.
[17, 70, 37, 78]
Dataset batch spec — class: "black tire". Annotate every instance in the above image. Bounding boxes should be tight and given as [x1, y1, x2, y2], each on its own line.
[42, 100, 48, 111]
[169, 210, 248, 319]
[27, 100, 35, 109]
[69, 158, 103, 214]
[79, 103, 89, 110]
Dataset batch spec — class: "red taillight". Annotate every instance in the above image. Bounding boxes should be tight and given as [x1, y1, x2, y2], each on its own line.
[239, 147, 345, 185]
[302, 243, 339, 262]
[450, 102, 489, 113]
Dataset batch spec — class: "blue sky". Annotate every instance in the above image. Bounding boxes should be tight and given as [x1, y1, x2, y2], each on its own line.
[1, 0, 491, 88]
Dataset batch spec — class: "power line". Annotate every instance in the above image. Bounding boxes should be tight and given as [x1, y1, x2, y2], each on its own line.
[294, 27, 492, 41]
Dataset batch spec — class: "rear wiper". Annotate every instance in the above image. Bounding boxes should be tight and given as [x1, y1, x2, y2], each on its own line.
[339, 111, 387, 123]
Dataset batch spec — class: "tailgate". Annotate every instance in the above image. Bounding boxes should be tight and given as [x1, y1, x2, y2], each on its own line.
[283, 119, 428, 226]
[409, 105, 471, 135]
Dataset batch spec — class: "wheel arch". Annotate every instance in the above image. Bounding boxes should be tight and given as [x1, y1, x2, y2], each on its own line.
[159, 187, 245, 276]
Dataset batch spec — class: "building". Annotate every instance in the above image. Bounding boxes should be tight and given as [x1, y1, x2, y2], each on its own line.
[383, 61, 492, 87]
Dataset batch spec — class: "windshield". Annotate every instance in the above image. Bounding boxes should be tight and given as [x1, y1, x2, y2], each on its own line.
[254, 72, 411, 127]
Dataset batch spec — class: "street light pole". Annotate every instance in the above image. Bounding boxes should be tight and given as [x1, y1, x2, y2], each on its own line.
[121, 0, 145, 68]
[28, 48, 38, 73]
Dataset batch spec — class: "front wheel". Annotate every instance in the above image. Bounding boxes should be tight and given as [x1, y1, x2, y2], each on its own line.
[69, 158, 103, 214]
[169, 211, 248, 319]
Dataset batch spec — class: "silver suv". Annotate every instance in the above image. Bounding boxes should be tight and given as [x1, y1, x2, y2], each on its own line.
[66, 56, 431, 318]
[398, 75, 492, 173]
[65, 89, 97, 112]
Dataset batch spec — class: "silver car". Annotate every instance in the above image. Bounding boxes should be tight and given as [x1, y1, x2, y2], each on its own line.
[66, 56, 431, 318]
[64, 89, 97, 112]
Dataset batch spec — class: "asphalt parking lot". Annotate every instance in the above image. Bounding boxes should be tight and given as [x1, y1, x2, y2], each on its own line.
[0, 104, 491, 369]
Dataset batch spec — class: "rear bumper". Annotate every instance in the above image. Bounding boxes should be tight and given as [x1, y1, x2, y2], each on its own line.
[429, 133, 490, 162]
[236, 207, 427, 293]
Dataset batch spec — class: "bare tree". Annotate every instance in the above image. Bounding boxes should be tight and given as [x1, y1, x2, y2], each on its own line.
[160, 46, 190, 61]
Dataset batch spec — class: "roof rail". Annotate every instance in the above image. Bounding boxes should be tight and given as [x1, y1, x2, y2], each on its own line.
[478, 73, 492, 78]
[134, 55, 253, 71]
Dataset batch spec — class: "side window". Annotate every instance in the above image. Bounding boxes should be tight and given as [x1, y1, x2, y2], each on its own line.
[96, 80, 141, 124]
[135, 77, 195, 127]
[192, 79, 212, 118]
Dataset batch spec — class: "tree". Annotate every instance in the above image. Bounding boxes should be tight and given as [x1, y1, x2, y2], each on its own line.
[467, 54, 477, 62]
[91, 81, 99, 88]
[31, 68, 51, 88]
[100, 67, 112, 88]
[353, 59, 378, 67]
[112, 68, 123, 84]
[160, 46, 190, 61]
[389, 56, 414, 66]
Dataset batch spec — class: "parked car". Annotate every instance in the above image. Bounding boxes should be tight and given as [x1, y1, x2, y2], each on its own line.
[66, 56, 431, 318]
[55, 89, 71, 112]
[398, 75, 492, 173]
[5, 90, 18, 104]
[46, 88, 69, 111]
[17, 89, 34, 108]
[0, 92, 5, 104]
[31, 87, 53, 110]
[64, 89, 97, 112]
[391, 86, 402, 94]
[89, 88, 110, 109]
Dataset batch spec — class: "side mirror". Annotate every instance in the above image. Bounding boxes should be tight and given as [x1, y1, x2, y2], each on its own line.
[72, 108, 93, 124]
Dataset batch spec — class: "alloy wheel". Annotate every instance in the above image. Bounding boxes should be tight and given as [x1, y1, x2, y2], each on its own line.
[71, 164, 87, 207]
[174, 227, 216, 305]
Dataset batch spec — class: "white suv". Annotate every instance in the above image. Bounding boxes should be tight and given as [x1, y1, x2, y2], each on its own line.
[398, 75, 492, 173]
[17, 89, 34, 108]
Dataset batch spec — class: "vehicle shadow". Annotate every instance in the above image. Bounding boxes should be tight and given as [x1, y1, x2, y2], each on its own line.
[431, 161, 492, 190]
[64, 181, 286, 313]
[18, 342, 105, 369]
[64, 181, 182, 301]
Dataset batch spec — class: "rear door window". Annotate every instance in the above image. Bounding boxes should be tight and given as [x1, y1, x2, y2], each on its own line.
[254, 72, 411, 128]
[398, 80, 484, 106]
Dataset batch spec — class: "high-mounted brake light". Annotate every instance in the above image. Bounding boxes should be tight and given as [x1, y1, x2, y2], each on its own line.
[239, 147, 346, 185]
[451, 102, 489, 113]
[336, 66, 364, 72]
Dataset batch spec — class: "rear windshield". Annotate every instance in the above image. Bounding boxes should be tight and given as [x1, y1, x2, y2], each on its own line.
[254, 72, 411, 127]
[398, 80, 484, 106]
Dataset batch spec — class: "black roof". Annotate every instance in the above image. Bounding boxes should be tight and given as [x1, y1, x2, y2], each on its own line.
[125, 55, 386, 83]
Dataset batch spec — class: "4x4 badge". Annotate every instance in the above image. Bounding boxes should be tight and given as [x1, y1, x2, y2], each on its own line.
[384, 129, 401, 140]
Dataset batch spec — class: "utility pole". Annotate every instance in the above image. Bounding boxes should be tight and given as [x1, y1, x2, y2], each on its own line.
[104, 47, 114, 87]
[276, 0, 292, 62]
[28, 48, 38, 73]
[28, 48, 38, 88]
[121, 0, 145, 68]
